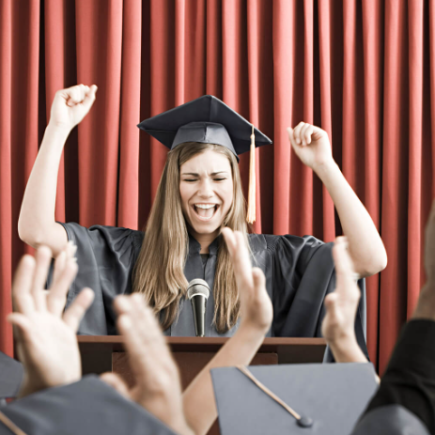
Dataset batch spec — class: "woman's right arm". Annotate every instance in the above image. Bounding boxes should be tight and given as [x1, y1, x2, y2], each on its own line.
[18, 84, 98, 256]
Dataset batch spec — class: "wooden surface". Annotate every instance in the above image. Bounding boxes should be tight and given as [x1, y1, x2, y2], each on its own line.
[79, 336, 326, 435]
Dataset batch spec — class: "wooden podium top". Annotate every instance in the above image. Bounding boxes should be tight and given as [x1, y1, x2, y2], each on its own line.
[78, 336, 327, 364]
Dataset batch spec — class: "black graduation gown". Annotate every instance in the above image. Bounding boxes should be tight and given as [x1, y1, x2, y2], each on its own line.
[55, 222, 368, 358]
[350, 405, 430, 435]
[0, 376, 175, 435]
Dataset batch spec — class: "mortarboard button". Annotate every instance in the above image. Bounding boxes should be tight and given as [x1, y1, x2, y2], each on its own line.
[297, 416, 313, 428]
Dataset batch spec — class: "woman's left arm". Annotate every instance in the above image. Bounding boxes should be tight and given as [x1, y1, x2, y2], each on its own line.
[288, 122, 387, 277]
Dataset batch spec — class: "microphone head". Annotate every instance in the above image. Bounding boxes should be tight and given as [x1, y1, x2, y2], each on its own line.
[187, 278, 210, 300]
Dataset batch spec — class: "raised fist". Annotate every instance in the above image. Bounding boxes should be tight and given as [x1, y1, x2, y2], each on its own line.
[49, 84, 98, 131]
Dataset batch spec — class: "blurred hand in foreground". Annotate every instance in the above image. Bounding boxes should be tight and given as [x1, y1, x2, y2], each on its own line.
[321, 236, 368, 363]
[101, 294, 193, 435]
[221, 228, 273, 333]
[8, 242, 94, 397]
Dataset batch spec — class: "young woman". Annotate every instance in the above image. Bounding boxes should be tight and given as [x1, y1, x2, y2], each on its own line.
[18, 85, 387, 347]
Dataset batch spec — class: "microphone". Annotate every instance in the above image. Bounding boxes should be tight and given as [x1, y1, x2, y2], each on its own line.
[187, 279, 210, 337]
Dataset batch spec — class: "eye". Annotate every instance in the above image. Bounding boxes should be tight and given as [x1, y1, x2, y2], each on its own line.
[214, 178, 226, 181]
[183, 179, 197, 182]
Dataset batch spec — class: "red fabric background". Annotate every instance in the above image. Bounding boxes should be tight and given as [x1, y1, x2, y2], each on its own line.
[1, 0, 434, 373]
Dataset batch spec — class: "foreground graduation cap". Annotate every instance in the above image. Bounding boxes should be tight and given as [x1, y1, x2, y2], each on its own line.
[0, 352, 23, 400]
[138, 95, 273, 223]
[211, 363, 378, 435]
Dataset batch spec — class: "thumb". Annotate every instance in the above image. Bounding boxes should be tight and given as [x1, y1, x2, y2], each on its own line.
[80, 85, 98, 112]
[100, 372, 130, 398]
[324, 293, 339, 317]
[252, 267, 266, 292]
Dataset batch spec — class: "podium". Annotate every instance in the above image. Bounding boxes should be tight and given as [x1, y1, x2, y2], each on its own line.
[78, 336, 326, 434]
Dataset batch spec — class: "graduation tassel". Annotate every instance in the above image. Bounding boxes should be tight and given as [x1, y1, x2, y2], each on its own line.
[246, 125, 256, 224]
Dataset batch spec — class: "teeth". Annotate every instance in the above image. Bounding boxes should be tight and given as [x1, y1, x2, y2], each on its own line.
[195, 204, 216, 209]
[194, 204, 217, 218]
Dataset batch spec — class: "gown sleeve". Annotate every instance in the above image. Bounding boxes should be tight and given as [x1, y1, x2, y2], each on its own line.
[52, 222, 144, 335]
[269, 235, 369, 360]
[0, 376, 176, 435]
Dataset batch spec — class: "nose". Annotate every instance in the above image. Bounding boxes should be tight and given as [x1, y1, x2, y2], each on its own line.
[197, 178, 213, 198]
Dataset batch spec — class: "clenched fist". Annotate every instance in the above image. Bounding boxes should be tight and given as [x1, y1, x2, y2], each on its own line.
[49, 84, 98, 131]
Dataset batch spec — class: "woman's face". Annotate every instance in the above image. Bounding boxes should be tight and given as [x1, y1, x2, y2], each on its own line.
[179, 149, 234, 238]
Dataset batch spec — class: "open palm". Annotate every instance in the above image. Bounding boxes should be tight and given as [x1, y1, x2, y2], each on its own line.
[8, 243, 94, 396]
[222, 228, 273, 332]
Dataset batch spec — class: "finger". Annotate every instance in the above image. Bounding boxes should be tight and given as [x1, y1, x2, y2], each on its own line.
[79, 85, 98, 112]
[62, 288, 94, 331]
[12, 255, 36, 315]
[310, 125, 326, 142]
[117, 314, 151, 381]
[221, 227, 236, 256]
[117, 298, 169, 385]
[286, 127, 295, 144]
[48, 260, 79, 316]
[233, 231, 253, 287]
[65, 240, 77, 262]
[129, 294, 166, 347]
[252, 267, 266, 292]
[324, 292, 339, 311]
[323, 293, 342, 324]
[100, 372, 130, 398]
[66, 84, 89, 106]
[293, 122, 305, 144]
[31, 246, 52, 311]
[52, 251, 66, 285]
[113, 294, 134, 316]
[300, 123, 314, 146]
[286, 127, 301, 151]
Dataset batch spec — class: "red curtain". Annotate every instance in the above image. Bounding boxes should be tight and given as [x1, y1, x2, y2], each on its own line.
[1, 0, 434, 373]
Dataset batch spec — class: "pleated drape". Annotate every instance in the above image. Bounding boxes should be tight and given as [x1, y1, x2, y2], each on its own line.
[1, 0, 434, 373]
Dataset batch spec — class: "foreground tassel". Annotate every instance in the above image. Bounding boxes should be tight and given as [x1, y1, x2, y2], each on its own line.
[246, 125, 256, 224]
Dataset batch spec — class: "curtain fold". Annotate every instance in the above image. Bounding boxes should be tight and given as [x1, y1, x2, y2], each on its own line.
[1, 0, 434, 372]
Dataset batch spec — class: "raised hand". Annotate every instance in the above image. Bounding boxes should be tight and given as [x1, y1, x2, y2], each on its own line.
[287, 122, 333, 171]
[100, 294, 193, 435]
[321, 237, 368, 363]
[8, 243, 94, 397]
[49, 84, 98, 131]
[221, 228, 273, 333]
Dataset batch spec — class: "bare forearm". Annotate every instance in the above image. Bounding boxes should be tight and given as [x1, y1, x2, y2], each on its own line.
[18, 123, 70, 250]
[314, 160, 387, 276]
[183, 323, 266, 435]
[327, 338, 379, 382]
[327, 335, 368, 363]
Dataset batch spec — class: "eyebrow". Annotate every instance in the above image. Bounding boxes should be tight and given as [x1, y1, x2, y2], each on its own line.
[181, 171, 229, 176]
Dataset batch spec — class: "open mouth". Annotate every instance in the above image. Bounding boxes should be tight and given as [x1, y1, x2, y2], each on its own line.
[192, 204, 220, 221]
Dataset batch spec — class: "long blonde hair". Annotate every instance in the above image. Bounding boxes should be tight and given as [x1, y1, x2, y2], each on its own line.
[133, 142, 249, 332]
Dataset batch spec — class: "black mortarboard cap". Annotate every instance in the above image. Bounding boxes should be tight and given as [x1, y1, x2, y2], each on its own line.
[211, 363, 378, 435]
[0, 351, 24, 399]
[137, 95, 272, 158]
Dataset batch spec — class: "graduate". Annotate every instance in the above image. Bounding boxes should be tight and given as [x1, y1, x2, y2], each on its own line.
[18, 85, 387, 344]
